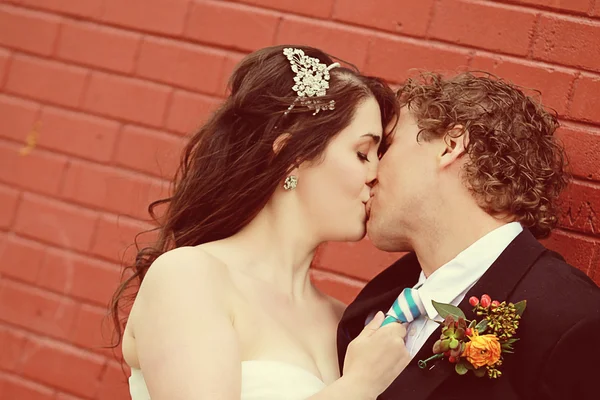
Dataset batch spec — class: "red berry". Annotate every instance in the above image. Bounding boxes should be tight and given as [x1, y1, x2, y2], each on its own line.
[449, 356, 457, 363]
[444, 350, 451, 357]
[465, 328, 472, 336]
[491, 300, 500, 308]
[469, 296, 479, 307]
[480, 294, 492, 308]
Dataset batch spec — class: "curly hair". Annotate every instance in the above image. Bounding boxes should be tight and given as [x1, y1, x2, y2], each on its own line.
[397, 72, 569, 238]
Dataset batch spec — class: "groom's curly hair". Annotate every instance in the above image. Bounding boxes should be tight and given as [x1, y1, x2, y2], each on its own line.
[397, 72, 569, 239]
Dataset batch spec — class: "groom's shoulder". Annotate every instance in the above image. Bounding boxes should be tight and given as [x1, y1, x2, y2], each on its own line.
[520, 247, 600, 317]
[532, 249, 598, 293]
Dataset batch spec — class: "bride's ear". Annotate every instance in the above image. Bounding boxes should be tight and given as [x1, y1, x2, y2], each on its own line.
[439, 125, 468, 169]
[272, 133, 292, 156]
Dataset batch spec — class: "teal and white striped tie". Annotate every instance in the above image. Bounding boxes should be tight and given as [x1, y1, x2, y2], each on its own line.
[381, 288, 425, 326]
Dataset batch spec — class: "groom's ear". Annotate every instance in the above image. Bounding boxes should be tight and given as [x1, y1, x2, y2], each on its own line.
[439, 125, 468, 169]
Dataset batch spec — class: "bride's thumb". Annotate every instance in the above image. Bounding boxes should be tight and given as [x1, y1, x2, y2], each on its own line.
[360, 311, 385, 337]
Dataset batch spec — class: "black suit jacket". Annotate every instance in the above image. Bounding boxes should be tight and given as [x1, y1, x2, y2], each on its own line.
[337, 230, 600, 400]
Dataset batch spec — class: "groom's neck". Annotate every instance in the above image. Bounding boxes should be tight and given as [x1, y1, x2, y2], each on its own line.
[412, 208, 508, 278]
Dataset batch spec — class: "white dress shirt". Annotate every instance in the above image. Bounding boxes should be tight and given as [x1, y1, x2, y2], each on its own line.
[405, 222, 523, 357]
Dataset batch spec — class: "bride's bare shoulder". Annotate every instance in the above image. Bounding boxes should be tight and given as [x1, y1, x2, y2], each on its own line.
[137, 246, 234, 298]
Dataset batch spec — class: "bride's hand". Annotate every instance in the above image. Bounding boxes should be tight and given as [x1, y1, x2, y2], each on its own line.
[341, 311, 410, 399]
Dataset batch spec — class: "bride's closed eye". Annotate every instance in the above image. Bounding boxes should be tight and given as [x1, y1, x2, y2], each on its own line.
[357, 152, 370, 162]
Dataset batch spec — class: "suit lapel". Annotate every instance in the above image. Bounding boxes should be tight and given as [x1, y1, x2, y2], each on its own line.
[340, 252, 422, 324]
[381, 230, 549, 399]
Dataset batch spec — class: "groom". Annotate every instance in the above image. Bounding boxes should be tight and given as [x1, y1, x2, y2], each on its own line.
[337, 72, 600, 399]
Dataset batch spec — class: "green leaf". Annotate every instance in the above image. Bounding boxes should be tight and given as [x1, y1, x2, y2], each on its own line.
[449, 338, 460, 350]
[501, 343, 514, 351]
[455, 362, 469, 375]
[468, 319, 477, 329]
[432, 300, 466, 320]
[475, 318, 489, 333]
[473, 367, 487, 378]
[506, 338, 520, 345]
[513, 300, 527, 316]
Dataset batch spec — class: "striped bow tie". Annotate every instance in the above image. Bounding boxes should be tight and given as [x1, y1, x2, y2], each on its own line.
[381, 287, 425, 327]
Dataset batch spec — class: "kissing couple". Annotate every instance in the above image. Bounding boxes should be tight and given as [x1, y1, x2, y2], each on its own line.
[110, 45, 600, 400]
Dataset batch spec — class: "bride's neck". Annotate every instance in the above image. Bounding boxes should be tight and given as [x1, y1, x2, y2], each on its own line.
[225, 198, 319, 299]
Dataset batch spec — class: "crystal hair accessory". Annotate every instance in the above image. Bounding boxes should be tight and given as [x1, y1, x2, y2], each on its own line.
[283, 48, 340, 115]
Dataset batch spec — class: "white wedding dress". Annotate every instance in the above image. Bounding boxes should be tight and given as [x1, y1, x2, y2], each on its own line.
[129, 360, 327, 400]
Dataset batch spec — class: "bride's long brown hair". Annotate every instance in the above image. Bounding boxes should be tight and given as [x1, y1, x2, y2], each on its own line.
[109, 45, 398, 348]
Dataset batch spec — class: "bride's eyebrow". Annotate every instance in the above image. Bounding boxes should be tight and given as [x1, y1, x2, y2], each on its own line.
[360, 133, 381, 144]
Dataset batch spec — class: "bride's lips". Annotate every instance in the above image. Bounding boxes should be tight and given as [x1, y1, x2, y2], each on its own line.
[365, 198, 372, 219]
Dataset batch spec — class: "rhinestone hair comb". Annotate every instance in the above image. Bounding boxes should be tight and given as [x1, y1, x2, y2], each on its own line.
[282, 48, 340, 115]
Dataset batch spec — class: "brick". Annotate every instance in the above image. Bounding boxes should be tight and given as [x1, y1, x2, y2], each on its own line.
[69, 304, 116, 354]
[0, 185, 19, 229]
[218, 53, 245, 96]
[333, 0, 435, 37]
[556, 125, 600, 181]
[90, 214, 154, 264]
[0, 235, 45, 283]
[185, 1, 279, 52]
[569, 75, 600, 124]
[0, 48, 10, 89]
[6, 0, 104, 18]
[0, 5, 60, 56]
[0, 141, 68, 196]
[590, 247, 600, 286]
[37, 249, 121, 306]
[532, 15, 600, 73]
[115, 125, 185, 179]
[541, 229, 598, 275]
[18, 337, 105, 397]
[165, 90, 221, 135]
[6, 55, 88, 108]
[429, 0, 536, 56]
[0, 94, 40, 142]
[57, 20, 141, 73]
[558, 180, 600, 236]
[136, 37, 225, 94]
[83, 72, 171, 127]
[0, 279, 78, 340]
[61, 160, 169, 220]
[502, 0, 591, 14]
[469, 55, 576, 115]
[55, 393, 87, 400]
[13, 193, 98, 252]
[315, 239, 405, 281]
[38, 107, 120, 162]
[236, 0, 335, 18]
[96, 361, 131, 400]
[0, 326, 27, 371]
[310, 269, 364, 305]
[365, 36, 470, 83]
[276, 17, 371, 70]
[0, 373, 54, 400]
[101, 0, 189, 35]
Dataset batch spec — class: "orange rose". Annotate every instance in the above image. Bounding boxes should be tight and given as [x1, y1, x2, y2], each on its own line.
[462, 333, 501, 368]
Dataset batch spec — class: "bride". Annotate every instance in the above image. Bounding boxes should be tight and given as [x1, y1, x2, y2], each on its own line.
[110, 45, 409, 400]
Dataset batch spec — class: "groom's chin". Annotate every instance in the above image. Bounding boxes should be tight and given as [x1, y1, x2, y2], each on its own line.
[367, 221, 409, 253]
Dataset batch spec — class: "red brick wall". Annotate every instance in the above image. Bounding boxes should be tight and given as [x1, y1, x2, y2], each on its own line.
[0, 0, 598, 398]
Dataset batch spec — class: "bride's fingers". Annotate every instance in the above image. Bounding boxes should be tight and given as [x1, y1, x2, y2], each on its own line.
[359, 311, 385, 337]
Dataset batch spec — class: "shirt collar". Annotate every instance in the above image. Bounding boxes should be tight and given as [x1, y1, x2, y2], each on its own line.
[415, 222, 523, 320]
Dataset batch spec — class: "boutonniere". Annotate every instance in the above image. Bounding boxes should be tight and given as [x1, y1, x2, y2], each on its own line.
[418, 294, 526, 379]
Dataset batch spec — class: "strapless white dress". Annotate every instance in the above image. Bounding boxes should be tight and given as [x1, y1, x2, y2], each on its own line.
[129, 360, 327, 400]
